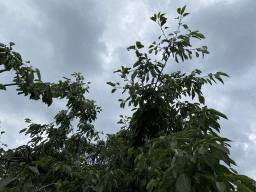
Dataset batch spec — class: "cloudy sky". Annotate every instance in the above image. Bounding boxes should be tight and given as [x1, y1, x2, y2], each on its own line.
[0, 0, 256, 180]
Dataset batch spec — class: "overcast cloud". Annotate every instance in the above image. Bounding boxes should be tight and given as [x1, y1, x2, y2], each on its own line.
[0, 0, 255, 180]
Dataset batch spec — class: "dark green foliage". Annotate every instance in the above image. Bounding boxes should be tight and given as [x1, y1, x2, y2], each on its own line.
[0, 5, 255, 192]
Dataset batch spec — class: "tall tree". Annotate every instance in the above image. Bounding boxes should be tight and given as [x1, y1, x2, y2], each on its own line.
[1, 5, 255, 192]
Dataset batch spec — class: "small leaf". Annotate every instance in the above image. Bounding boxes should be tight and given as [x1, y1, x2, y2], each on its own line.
[209, 143, 229, 154]
[161, 20, 166, 26]
[149, 138, 161, 142]
[127, 45, 136, 51]
[208, 108, 228, 120]
[0, 177, 17, 190]
[216, 72, 229, 77]
[35, 68, 41, 81]
[233, 181, 253, 192]
[111, 89, 117, 93]
[230, 175, 256, 183]
[106, 82, 116, 87]
[195, 33, 205, 39]
[181, 5, 187, 15]
[32, 161, 45, 168]
[183, 24, 188, 29]
[176, 173, 191, 192]
[150, 15, 157, 22]
[128, 147, 134, 155]
[146, 149, 165, 160]
[25, 118, 31, 123]
[29, 166, 40, 175]
[183, 13, 190, 17]
[146, 179, 157, 192]
[198, 95, 205, 104]
[177, 8, 181, 14]
[195, 52, 199, 57]
[216, 182, 226, 192]
[0, 84, 6, 90]
[19, 128, 27, 134]
[136, 41, 144, 49]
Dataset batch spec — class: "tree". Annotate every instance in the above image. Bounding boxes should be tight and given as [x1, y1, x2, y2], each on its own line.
[1, 5, 256, 192]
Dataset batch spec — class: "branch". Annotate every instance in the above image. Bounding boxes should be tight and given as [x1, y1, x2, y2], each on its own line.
[2, 83, 24, 87]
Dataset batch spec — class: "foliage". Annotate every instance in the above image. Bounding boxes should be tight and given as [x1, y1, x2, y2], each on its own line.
[1, 5, 256, 192]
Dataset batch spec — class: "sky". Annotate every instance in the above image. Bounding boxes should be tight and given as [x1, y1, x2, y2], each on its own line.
[0, 0, 256, 181]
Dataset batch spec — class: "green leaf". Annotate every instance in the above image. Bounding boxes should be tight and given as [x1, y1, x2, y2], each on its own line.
[192, 89, 195, 100]
[175, 55, 179, 63]
[208, 108, 228, 120]
[111, 89, 117, 93]
[29, 166, 40, 175]
[0, 177, 17, 190]
[176, 173, 191, 192]
[19, 128, 27, 134]
[161, 20, 166, 26]
[195, 52, 199, 57]
[195, 33, 205, 39]
[136, 41, 144, 49]
[208, 73, 217, 84]
[146, 179, 157, 192]
[183, 13, 190, 17]
[183, 24, 188, 29]
[209, 143, 229, 154]
[215, 182, 226, 192]
[233, 181, 253, 192]
[25, 118, 31, 123]
[149, 138, 161, 142]
[198, 95, 205, 104]
[229, 175, 256, 183]
[146, 149, 165, 160]
[35, 68, 41, 81]
[149, 49, 153, 54]
[150, 15, 157, 22]
[214, 73, 224, 84]
[181, 5, 187, 15]
[177, 8, 181, 14]
[127, 45, 136, 51]
[210, 137, 231, 142]
[106, 82, 116, 87]
[128, 147, 134, 155]
[162, 165, 177, 181]
[0, 84, 6, 90]
[216, 71, 229, 77]
[32, 161, 45, 167]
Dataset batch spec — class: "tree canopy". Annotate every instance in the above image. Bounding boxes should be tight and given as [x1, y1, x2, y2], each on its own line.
[0, 5, 256, 192]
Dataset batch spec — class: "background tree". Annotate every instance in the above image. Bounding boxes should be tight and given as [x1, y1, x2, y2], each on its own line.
[1, 5, 256, 192]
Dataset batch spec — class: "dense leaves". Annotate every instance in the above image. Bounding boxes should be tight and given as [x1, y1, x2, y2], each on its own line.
[1, 5, 256, 192]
